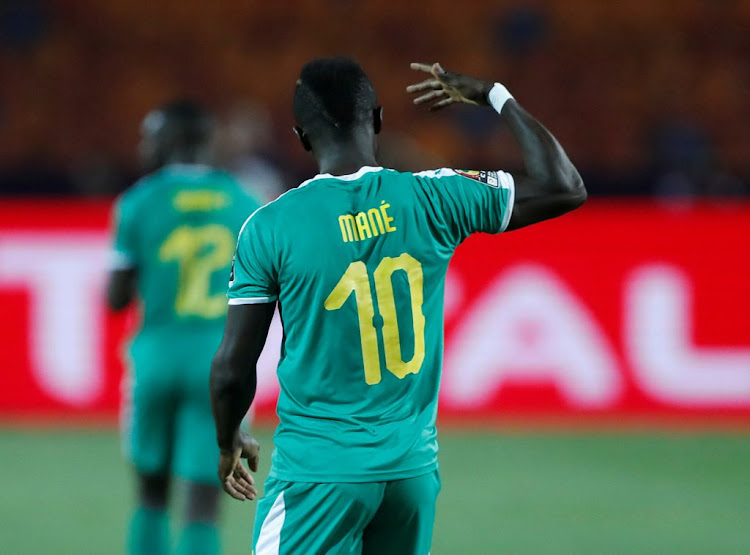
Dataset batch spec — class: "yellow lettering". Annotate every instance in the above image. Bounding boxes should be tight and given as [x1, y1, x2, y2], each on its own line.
[173, 191, 229, 212]
[338, 215, 359, 243]
[367, 208, 385, 236]
[380, 201, 397, 232]
[355, 212, 372, 240]
[338, 202, 396, 243]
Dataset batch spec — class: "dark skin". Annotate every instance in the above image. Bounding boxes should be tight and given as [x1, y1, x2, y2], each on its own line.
[293, 106, 383, 175]
[406, 62, 587, 228]
[209, 303, 272, 500]
[210, 62, 586, 500]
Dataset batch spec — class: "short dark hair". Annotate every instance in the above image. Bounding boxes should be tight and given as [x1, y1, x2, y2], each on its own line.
[293, 57, 377, 133]
[144, 99, 213, 148]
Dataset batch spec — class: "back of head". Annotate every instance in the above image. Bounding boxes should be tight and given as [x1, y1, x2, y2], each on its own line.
[140, 99, 214, 169]
[293, 57, 377, 136]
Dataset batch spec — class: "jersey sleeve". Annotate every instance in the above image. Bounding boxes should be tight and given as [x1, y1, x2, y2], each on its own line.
[415, 168, 515, 247]
[227, 210, 279, 304]
[109, 192, 139, 269]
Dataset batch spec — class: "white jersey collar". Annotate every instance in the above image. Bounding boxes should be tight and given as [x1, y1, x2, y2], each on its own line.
[302, 166, 384, 186]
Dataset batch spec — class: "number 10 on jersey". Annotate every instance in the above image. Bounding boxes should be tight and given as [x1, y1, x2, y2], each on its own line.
[325, 253, 426, 385]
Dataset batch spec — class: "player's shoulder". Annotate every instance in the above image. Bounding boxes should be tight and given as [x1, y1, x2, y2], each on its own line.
[376, 167, 482, 187]
[207, 170, 261, 204]
[412, 167, 494, 184]
[411, 167, 459, 179]
[204, 167, 244, 189]
[412, 167, 514, 192]
[237, 182, 303, 232]
[235, 169, 354, 238]
[234, 188, 291, 244]
[124, 163, 201, 195]
[115, 170, 163, 211]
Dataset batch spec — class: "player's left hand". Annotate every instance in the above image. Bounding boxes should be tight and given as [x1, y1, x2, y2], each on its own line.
[406, 62, 494, 111]
[218, 431, 260, 501]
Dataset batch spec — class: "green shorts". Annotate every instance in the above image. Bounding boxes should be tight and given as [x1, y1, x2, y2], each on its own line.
[252, 470, 441, 555]
[121, 326, 223, 484]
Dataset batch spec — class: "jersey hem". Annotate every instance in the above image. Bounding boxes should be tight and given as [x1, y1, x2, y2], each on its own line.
[268, 461, 439, 484]
[227, 296, 277, 305]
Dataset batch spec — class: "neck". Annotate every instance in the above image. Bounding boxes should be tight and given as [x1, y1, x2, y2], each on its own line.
[317, 153, 378, 176]
[313, 132, 378, 176]
[164, 148, 211, 167]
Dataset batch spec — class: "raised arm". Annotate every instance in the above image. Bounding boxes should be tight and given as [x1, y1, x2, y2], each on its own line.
[210, 302, 275, 500]
[406, 62, 586, 230]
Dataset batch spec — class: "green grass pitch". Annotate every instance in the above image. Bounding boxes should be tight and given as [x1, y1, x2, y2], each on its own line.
[2, 427, 749, 554]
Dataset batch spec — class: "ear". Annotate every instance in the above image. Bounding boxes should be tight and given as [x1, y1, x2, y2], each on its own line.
[293, 126, 312, 152]
[373, 106, 383, 135]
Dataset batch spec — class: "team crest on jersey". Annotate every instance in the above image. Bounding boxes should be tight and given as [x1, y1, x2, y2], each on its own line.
[454, 169, 499, 188]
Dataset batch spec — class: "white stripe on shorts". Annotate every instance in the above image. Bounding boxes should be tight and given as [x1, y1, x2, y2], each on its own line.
[255, 491, 286, 555]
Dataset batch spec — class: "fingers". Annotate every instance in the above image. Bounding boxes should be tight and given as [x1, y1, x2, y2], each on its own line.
[406, 78, 442, 93]
[408, 62, 455, 111]
[223, 478, 256, 501]
[245, 438, 260, 459]
[242, 441, 260, 472]
[240, 436, 260, 459]
[232, 461, 257, 499]
[222, 477, 249, 501]
[410, 62, 435, 73]
[232, 472, 258, 500]
[429, 97, 455, 111]
[413, 89, 447, 105]
[222, 466, 258, 501]
[411, 61, 448, 79]
[247, 454, 260, 473]
[218, 448, 258, 502]
[234, 459, 255, 486]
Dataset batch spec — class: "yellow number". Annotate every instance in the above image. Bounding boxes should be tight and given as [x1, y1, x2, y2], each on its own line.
[324, 262, 381, 384]
[324, 254, 426, 385]
[374, 254, 426, 378]
[159, 224, 235, 319]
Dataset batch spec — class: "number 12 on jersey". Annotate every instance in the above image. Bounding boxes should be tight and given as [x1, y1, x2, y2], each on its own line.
[324, 253, 426, 385]
[159, 224, 235, 319]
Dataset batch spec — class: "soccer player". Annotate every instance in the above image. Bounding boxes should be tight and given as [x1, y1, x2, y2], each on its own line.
[210, 58, 586, 554]
[107, 100, 260, 555]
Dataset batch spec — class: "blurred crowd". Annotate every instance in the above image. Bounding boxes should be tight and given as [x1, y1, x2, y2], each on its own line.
[0, 0, 748, 200]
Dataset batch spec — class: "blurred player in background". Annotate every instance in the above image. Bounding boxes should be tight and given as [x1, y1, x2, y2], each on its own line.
[107, 100, 260, 555]
[210, 58, 586, 554]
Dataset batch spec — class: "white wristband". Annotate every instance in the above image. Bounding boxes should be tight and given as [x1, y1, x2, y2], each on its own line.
[488, 83, 514, 114]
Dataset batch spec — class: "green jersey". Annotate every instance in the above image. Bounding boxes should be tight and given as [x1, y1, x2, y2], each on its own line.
[229, 166, 514, 482]
[111, 163, 260, 332]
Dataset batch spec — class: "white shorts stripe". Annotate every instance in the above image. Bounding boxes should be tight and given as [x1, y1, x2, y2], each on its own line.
[255, 491, 286, 555]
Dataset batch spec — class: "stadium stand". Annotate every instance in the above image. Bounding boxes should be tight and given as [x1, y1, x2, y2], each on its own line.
[0, 0, 748, 196]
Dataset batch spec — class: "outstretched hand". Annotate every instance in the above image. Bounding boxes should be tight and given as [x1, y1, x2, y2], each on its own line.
[218, 431, 260, 501]
[406, 62, 494, 111]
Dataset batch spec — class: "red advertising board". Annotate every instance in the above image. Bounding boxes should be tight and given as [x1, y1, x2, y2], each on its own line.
[1, 199, 749, 422]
